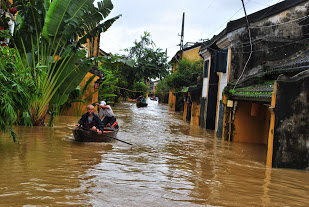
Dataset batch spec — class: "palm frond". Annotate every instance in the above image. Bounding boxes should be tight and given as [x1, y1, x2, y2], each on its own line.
[78, 15, 121, 45]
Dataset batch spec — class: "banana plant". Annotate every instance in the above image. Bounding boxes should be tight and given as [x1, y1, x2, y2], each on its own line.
[60, 74, 99, 116]
[11, 0, 121, 126]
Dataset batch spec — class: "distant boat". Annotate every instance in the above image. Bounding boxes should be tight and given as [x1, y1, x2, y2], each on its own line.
[136, 102, 148, 107]
[136, 97, 148, 107]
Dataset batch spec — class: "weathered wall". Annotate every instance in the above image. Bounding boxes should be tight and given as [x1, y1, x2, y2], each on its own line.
[229, 2, 309, 82]
[272, 70, 309, 169]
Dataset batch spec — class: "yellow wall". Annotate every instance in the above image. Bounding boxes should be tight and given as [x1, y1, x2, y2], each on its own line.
[182, 47, 202, 61]
[190, 100, 200, 126]
[233, 102, 270, 144]
[168, 91, 176, 111]
[61, 72, 100, 116]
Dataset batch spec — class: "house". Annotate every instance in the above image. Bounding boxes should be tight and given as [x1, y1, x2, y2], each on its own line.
[199, 0, 309, 169]
[149, 80, 160, 98]
[169, 42, 203, 125]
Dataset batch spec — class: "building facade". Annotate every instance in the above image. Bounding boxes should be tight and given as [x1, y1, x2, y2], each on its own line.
[199, 0, 309, 169]
[169, 43, 203, 125]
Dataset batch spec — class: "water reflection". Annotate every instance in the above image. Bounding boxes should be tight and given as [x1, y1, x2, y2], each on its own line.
[0, 100, 308, 206]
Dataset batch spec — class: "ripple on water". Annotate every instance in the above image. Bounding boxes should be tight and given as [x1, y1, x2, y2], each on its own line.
[0, 101, 308, 206]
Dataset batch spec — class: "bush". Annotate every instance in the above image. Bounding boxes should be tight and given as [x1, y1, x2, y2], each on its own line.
[0, 46, 34, 140]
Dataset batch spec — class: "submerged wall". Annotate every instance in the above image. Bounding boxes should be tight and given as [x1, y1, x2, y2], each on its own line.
[272, 70, 309, 169]
[233, 102, 270, 144]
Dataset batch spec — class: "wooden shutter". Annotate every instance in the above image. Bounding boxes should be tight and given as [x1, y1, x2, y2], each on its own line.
[203, 60, 209, 78]
[214, 49, 228, 73]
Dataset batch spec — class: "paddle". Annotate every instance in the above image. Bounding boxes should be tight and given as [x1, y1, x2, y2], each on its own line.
[77, 126, 133, 146]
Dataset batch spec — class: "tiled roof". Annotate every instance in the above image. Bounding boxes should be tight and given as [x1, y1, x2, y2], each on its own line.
[265, 55, 309, 76]
[228, 81, 274, 103]
[89, 65, 103, 78]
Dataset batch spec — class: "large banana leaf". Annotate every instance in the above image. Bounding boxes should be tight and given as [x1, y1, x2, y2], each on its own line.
[11, 0, 122, 126]
[78, 15, 121, 45]
[42, 0, 93, 41]
[49, 57, 94, 106]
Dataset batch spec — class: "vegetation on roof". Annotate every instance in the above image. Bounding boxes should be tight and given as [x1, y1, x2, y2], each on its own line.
[228, 80, 274, 98]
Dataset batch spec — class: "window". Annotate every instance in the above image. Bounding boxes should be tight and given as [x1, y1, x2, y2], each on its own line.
[214, 49, 228, 73]
[203, 60, 209, 78]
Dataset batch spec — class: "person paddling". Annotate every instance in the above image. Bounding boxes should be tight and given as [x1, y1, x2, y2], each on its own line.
[76, 105, 103, 134]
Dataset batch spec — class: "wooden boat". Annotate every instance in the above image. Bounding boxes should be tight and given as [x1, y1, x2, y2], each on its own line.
[136, 102, 148, 107]
[73, 126, 119, 142]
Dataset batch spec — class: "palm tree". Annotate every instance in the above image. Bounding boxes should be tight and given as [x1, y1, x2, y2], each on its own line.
[11, 0, 121, 126]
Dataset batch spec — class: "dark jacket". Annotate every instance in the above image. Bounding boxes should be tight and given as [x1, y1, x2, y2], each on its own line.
[78, 112, 103, 131]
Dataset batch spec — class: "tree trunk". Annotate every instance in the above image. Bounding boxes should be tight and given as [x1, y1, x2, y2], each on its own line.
[30, 104, 49, 126]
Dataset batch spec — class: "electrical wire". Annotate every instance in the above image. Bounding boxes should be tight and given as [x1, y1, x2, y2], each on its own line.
[203, 30, 309, 54]
[255, 0, 283, 22]
[232, 35, 309, 54]
[233, 0, 253, 90]
[249, 14, 309, 29]
[206, 0, 252, 40]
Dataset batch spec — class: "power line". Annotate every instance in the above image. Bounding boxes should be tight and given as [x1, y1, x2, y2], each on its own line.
[249, 14, 309, 29]
[207, 0, 252, 39]
[196, 0, 217, 21]
[249, 0, 271, 7]
[234, 0, 253, 90]
[232, 36, 309, 54]
[256, 0, 282, 22]
[206, 34, 309, 54]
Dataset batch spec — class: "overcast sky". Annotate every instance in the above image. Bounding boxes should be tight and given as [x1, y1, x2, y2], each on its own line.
[98, 0, 283, 60]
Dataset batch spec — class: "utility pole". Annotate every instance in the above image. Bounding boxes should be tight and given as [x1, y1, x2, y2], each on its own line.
[178, 12, 185, 52]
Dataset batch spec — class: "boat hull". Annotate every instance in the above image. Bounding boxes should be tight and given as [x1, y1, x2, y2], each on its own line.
[136, 102, 148, 107]
[72, 128, 118, 142]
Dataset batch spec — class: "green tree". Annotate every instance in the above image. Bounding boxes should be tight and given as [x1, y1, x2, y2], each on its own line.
[155, 77, 170, 103]
[165, 58, 203, 91]
[125, 31, 169, 85]
[9, 0, 121, 126]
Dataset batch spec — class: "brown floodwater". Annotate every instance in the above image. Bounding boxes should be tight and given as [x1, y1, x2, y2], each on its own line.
[0, 101, 308, 206]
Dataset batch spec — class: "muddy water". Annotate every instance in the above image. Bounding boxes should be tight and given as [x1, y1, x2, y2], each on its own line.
[0, 101, 308, 206]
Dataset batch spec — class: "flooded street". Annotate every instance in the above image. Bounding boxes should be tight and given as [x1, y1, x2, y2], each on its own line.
[0, 100, 308, 206]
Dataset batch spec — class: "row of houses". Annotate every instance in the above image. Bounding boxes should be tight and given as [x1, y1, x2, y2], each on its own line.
[168, 0, 309, 170]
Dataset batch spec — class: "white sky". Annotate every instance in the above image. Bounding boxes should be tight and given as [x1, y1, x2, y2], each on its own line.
[98, 0, 284, 60]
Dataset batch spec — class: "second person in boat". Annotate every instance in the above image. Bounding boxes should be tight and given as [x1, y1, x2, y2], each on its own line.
[96, 101, 116, 128]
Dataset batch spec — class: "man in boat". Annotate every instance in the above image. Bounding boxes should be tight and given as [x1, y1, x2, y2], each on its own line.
[96, 101, 116, 128]
[141, 96, 146, 104]
[76, 104, 103, 134]
[136, 96, 142, 103]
